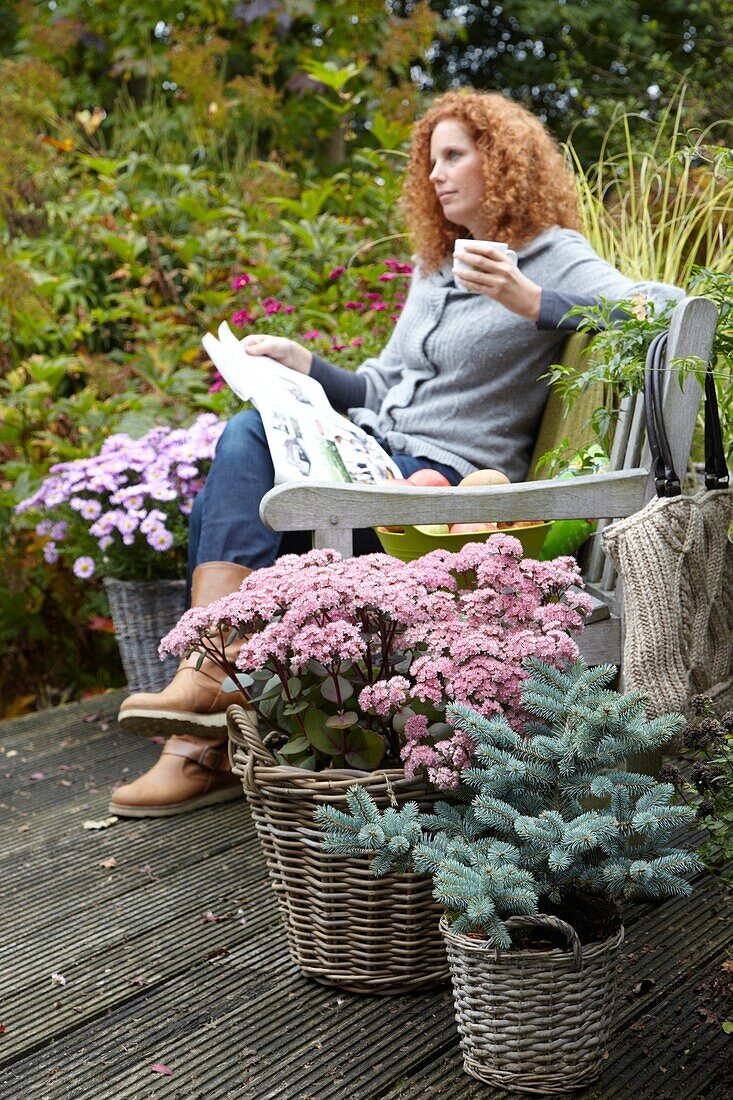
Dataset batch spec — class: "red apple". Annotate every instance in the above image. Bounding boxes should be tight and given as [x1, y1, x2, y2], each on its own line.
[448, 522, 499, 534]
[405, 469, 452, 487]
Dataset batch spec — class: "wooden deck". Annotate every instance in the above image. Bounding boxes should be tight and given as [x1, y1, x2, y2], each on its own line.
[1, 692, 731, 1100]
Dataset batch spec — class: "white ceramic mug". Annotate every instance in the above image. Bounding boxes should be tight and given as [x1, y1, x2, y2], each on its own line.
[452, 239, 518, 291]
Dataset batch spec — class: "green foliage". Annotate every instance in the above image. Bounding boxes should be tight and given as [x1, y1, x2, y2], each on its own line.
[0, 36, 413, 716]
[660, 695, 733, 883]
[317, 659, 702, 944]
[406, 1, 731, 161]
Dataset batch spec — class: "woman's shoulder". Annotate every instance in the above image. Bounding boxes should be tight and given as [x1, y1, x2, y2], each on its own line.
[518, 226, 596, 260]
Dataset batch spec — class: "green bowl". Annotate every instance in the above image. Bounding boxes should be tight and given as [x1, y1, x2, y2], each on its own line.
[375, 522, 551, 563]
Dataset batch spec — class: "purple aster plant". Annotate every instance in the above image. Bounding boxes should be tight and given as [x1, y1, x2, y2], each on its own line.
[16, 414, 226, 583]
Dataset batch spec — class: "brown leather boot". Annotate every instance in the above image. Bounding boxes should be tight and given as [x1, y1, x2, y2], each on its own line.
[109, 734, 241, 817]
[118, 561, 252, 737]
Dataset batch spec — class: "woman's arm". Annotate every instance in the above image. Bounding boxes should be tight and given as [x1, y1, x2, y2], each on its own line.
[452, 234, 683, 325]
[537, 289, 635, 331]
[310, 355, 367, 412]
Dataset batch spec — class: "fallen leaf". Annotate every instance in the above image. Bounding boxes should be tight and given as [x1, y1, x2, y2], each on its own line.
[723, 1021, 733, 1034]
[201, 910, 230, 924]
[86, 615, 115, 633]
[83, 816, 118, 830]
[82, 713, 101, 723]
[99, 857, 117, 869]
[6, 750, 17, 758]
[51, 973, 67, 986]
[629, 978, 656, 997]
[150, 1063, 173, 1076]
[721, 961, 733, 974]
[0, 1023, 5, 1034]
[129, 976, 148, 987]
[29, 772, 45, 781]
[139, 864, 158, 881]
[204, 946, 230, 961]
[18, 825, 30, 833]
[58, 780, 72, 788]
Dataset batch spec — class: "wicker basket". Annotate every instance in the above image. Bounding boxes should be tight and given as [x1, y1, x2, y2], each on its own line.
[227, 704, 449, 994]
[441, 913, 624, 1094]
[103, 577, 187, 694]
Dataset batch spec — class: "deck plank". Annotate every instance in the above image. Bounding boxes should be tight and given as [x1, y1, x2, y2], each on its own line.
[0, 696, 731, 1099]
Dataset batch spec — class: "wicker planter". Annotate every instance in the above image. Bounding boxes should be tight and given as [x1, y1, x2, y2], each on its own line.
[103, 577, 187, 694]
[442, 913, 624, 1094]
[227, 704, 449, 994]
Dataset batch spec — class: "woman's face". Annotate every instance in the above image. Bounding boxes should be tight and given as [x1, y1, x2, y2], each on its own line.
[428, 118, 487, 239]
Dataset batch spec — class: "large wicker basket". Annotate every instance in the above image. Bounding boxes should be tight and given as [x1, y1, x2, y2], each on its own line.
[441, 914, 624, 1094]
[103, 577, 186, 694]
[227, 704, 449, 994]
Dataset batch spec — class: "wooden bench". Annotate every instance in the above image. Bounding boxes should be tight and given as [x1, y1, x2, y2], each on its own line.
[260, 296, 717, 669]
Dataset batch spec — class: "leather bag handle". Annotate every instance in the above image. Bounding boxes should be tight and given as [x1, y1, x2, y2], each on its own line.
[644, 328, 729, 498]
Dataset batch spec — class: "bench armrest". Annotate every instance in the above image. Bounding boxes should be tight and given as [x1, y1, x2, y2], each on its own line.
[260, 467, 649, 532]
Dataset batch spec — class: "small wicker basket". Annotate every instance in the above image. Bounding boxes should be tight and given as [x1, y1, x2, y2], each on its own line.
[227, 704, 449, 994]
[103, 577, 186, 694]
[441, 913, 624, 1094]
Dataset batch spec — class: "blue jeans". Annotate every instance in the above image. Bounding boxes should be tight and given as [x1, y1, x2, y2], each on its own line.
[187, 409, 461, 599]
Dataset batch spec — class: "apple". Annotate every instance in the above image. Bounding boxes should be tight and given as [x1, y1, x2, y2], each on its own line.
[458, 468, 510, 487]
[414, 523, 451, 535]
[448, 522, 499, 534]
[405, 469, 453, 487]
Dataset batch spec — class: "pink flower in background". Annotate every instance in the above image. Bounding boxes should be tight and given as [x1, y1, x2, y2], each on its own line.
[208, 371, 225, 394]
[232, 309, 255, 328]
[344, 301, 363, 310]
[301, 330, 323, 341]
[231, 273, 251, 289]
[350, 338, 363, 348]
[379, 273, 397, 281]
[328, 266, 346, 279]
[262, 297, 283, 316]
[384, 260, 413, 275]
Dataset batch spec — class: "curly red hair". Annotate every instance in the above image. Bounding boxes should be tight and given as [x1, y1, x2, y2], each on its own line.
[402, 91, 580, 272]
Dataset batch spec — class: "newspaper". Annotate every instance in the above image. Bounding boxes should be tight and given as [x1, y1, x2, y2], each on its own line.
[202, 322, 402, 485]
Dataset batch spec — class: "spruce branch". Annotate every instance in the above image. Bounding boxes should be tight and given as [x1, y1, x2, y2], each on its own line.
[318, 658, 702, 941]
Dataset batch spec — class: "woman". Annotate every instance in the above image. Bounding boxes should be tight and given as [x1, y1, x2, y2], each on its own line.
[110, 90, 681, 817]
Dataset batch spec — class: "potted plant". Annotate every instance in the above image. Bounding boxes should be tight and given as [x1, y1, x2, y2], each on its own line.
[317, 657, 702, 1089]
[15, 413, 226, 693]
[159, 537, 592, 992]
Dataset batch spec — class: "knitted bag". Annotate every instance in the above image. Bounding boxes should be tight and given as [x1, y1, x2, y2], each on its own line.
[603, 331, 733, 717]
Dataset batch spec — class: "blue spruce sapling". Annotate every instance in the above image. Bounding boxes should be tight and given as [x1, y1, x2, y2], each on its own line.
[316, 658, 703, 947]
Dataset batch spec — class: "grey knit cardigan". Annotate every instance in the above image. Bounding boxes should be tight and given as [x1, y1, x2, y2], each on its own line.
[347, 227, 683, 482]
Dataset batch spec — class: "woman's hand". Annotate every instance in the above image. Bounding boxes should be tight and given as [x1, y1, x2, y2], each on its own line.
[453, 243, 542, 321]
[241, 334, 313, 374]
